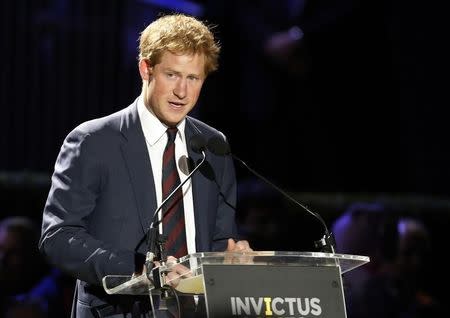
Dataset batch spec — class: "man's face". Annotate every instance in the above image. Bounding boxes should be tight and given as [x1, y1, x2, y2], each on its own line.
[141, 51, 206, 127]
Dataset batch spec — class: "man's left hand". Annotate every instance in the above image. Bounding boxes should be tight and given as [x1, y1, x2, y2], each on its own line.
[226, 238, 253, 252]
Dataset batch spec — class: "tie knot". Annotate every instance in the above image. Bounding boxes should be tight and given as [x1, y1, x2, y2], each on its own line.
[166, 127, 178, 143]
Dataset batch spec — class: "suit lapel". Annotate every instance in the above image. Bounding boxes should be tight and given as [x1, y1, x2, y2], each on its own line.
[119, 102, 156, 234]
[185, 119, 210, 251]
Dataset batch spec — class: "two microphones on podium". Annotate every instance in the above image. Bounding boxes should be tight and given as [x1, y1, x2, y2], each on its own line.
[144, 132, 336, 287]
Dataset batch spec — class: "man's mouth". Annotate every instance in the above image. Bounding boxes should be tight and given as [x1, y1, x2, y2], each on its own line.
[168, 101, 185, 108]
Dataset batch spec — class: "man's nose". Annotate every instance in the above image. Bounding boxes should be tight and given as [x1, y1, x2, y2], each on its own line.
[173, 79, 187, 99]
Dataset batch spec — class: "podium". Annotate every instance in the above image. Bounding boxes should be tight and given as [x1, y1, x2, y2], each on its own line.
[103, 251, 369, 317]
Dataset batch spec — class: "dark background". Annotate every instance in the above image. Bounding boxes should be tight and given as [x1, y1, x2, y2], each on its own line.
[1, 0, 449, 313]
[1, 0, 448, 194]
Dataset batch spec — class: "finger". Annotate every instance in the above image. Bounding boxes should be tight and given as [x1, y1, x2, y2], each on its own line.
[166, 256, 177, 264]
[226, 238, 236, 251]
[173, 264, 191, 276]
[235, 240, 253, 251]
[165, 271, 180, 287]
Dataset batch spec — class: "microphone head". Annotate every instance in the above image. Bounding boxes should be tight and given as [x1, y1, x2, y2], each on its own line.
[207, 136, 231, 156]
[189, 134, 207, 153]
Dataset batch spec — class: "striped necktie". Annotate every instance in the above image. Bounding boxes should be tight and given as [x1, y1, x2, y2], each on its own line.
[162, 127, 188, 258]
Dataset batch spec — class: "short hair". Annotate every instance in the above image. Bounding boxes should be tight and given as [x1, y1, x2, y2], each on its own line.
[0, 216, 39, 245]
[138, 13, 220, 76]
[332, 202, 398, 260]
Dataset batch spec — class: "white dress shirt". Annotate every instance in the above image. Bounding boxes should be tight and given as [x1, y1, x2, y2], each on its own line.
[137, 96, 196, 255]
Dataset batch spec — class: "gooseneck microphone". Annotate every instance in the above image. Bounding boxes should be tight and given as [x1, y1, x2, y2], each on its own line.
[207, 136, 336, 253]
[145, 134, 208, 283]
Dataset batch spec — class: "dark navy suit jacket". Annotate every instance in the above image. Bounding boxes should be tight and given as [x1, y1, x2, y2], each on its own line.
[39, 98, 238, 317]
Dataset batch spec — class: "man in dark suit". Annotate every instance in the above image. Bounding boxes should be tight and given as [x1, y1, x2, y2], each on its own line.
[39, 13, 251, 317]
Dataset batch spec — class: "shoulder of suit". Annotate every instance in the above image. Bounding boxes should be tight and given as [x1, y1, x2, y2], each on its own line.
[186, 116, 227, 140]
[67, 102, 135, 139]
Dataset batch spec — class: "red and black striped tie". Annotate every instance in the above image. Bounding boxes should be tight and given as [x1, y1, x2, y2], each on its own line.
[162, 127, 188, 258]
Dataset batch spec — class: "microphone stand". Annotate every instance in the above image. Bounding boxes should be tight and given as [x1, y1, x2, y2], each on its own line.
[233, 155, 336, 253]
[206, 136, 336, 253]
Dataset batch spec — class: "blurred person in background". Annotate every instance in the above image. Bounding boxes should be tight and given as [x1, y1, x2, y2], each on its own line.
[0, 216, 68, 317]
[332, 202, 398, 318]
[333, 203, 443, 317]
[361, 217, 443, 318]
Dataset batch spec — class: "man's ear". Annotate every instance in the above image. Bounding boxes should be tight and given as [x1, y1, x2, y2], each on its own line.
[138, 59, 152, 80]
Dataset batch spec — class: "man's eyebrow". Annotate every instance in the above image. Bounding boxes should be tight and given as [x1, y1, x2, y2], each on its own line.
[163, 67, 202, 78]
[162, 67, 179, 74]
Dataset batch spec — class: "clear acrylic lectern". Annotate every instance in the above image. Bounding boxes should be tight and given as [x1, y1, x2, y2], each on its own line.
[103, 251, 369, 317]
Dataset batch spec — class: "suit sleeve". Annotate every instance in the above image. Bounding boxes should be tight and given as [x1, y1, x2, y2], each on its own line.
[38, 127, 144, 286]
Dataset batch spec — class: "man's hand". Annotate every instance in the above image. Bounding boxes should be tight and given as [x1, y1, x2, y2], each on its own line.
[224, 239, 254, 264]
[161, 256, 192, 288]
[226, 238, 253, 252]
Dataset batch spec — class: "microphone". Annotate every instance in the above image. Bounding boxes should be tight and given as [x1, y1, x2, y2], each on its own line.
[190, 133, 208, 154]
[145, 134, 208, 283]
[207, 136, 231, 156]
[207, 136, 336, 253]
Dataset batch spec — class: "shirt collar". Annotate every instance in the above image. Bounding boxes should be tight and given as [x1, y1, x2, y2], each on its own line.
[137, 95, 186, 146]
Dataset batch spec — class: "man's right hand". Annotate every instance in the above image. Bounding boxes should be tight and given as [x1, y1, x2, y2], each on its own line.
[159, 256, 192, 287]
